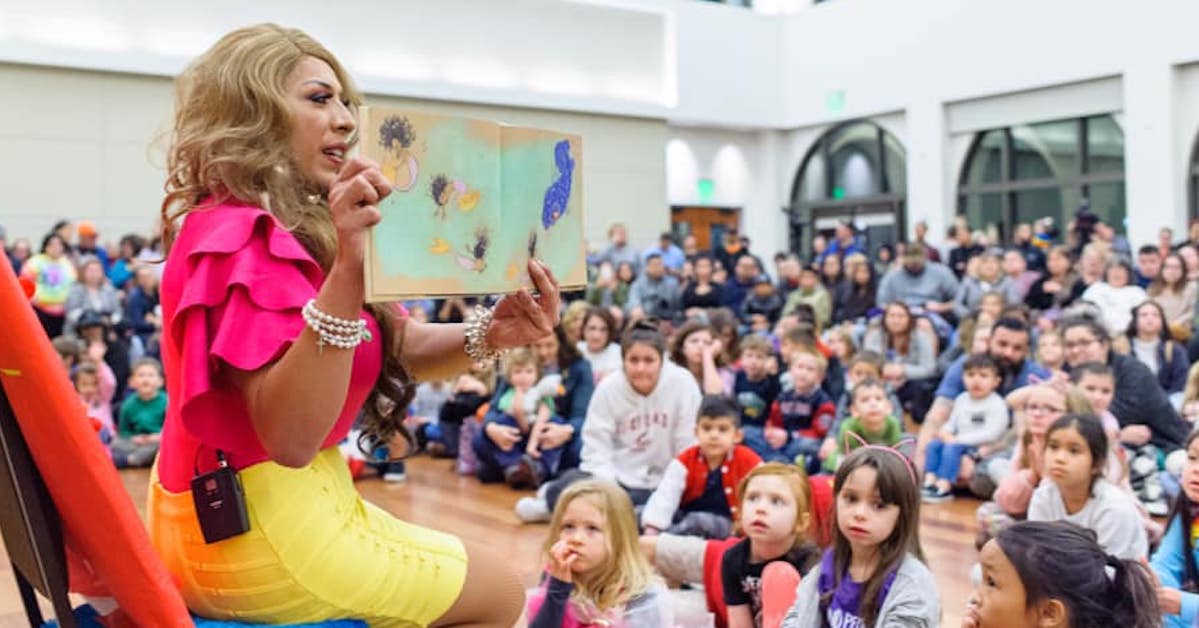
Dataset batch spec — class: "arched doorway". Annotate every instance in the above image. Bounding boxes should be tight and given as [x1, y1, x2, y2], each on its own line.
[787, 121, 906, 260]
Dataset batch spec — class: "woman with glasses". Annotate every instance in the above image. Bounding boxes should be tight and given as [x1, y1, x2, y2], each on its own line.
[1061, 318, 1189, 456]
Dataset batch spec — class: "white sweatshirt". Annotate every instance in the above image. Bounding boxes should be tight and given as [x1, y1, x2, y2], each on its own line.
[580, 360, 702, 490]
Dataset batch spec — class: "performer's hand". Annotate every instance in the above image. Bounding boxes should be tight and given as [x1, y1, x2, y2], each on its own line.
[327, 157, 391, 266]
[487, 260, 561, 349]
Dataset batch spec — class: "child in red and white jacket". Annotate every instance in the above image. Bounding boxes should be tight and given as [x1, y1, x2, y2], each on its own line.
[642, 395, 762, 540]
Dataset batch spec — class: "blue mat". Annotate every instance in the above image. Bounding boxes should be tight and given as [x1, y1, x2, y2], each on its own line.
[43, 605, 367, 627]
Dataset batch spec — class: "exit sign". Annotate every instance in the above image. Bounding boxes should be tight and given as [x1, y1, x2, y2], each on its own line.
[697, 178, 715, 204]
[825, 90, 846, 115]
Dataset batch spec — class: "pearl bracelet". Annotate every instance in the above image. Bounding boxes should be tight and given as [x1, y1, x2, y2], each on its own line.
[302, 299, 370, 353]
[464, 304, 504, 363]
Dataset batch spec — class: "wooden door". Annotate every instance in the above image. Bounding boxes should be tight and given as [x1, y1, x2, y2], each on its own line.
[671, 206, 741, 251]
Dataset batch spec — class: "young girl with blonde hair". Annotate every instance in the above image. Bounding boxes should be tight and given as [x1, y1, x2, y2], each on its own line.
[528, 479, 671, 627]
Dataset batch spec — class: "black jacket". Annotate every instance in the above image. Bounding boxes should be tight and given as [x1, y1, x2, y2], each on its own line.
[1108, 353, 1189, 452]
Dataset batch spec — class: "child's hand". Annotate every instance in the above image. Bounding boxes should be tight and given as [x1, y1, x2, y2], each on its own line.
[526, 440, 542, 459]
[818, 438, 836, 460]
[764, 426, 788, 449]
[547, 540, 577, 583]
[1120, 425, 1152, 446]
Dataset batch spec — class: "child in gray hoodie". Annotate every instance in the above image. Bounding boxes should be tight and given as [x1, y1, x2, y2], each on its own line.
[782, 446, 940, 627]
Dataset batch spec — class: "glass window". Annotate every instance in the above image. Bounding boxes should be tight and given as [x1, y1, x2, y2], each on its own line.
[959, 114, 1123, 236]
[1013, 187, 1070, 231]
[798, 152, 826, 202]
[883, 132, 906, 194]
[828, 124, 881, 198]
[964, 130, 1004, 187]
[1086, 116, 1124, 174]
[792, 121, 904, 204]
[1086, 182, 1126, 232]
[1012, 119, 1079, 180]
[790, 121, 906, 258]
[962, 193, 1003, 235]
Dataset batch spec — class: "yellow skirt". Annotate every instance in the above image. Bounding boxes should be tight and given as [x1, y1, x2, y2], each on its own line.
[148, 447, 467, 627]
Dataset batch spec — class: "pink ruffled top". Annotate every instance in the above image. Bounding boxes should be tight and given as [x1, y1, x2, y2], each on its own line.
[156, 199, 388, 492]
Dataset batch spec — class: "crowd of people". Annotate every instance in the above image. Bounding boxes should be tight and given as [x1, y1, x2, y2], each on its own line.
[10, 20, 1191, 628]
[12, 204, 1199, 627]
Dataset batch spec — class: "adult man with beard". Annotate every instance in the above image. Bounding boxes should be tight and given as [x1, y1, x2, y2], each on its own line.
[915, 317, 1048, 496]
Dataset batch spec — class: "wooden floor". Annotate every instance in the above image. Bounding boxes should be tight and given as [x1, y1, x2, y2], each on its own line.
[0, 456, 978, 627]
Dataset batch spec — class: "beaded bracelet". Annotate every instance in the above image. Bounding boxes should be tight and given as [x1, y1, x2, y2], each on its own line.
[464, 304, 504, 363]
[302, 299, 370, 353]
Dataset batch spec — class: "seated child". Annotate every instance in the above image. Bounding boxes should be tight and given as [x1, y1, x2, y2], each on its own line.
[784, 446, 940, 626]
[1027, 414, 1148, 560]
[410, 378, 452, 455]
[642, 395, 762, 540]
[735, 335, 782, 456]
[721, 463, 821, 628]
[487, 348, 562, 488]
[824, 379, 903, 472]
[1070, 363, 1129, 487]
[1150, 429, 1199, 628]
[111, 357, 166, 468]
[922, 354, 1009, 503]
[819, 351, 902, 466]
[967, 521, 1159, 628]
[72, 361, 114, 449]
[1035, 328, 1066, 377]
[762, 349, 835, 472]
[437, 361, 496, 472]
[527, 479, 672, 628]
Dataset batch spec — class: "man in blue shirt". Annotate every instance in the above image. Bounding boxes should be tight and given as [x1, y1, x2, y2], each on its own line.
[641, 232, 686, 274]
[819, 221, 864, 263]
[916, 317, 1047, 469]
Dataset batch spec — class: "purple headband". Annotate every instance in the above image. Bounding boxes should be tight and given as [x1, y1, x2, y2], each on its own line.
[841, 432, 919, 485]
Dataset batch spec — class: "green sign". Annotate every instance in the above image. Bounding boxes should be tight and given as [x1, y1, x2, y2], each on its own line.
[697, 178, 715, 204]
[825, 89, 846, 115]
[832, 186, 845, 200]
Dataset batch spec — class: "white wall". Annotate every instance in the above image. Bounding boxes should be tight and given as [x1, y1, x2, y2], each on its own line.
[0, 64, 666, 252]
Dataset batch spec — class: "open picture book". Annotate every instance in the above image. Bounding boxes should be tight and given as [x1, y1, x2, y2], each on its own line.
[360, 106, 586, 301]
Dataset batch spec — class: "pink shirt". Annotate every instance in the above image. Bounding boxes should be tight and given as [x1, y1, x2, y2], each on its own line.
[157, 200, 389, 492]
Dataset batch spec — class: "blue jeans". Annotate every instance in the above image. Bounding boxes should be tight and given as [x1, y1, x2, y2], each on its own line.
[472, 414, 566, 482]
[742, 426, 823, 475]
[924, 440, 975, 483]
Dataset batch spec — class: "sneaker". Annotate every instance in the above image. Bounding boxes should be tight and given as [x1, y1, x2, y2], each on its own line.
[505, 456, 542, 490]
[922, 487, 953, 503]
[515, 496, 551, 523]
[381, 462, 407, 483]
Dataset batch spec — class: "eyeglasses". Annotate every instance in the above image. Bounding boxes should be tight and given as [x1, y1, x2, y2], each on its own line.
[1063, 337, 1098, 350]
[1026, 403, 1065, 415]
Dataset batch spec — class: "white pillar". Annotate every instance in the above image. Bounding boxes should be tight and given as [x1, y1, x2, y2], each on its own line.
[904, 99, 950, 246]
[1123, 62, 1179, 248]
